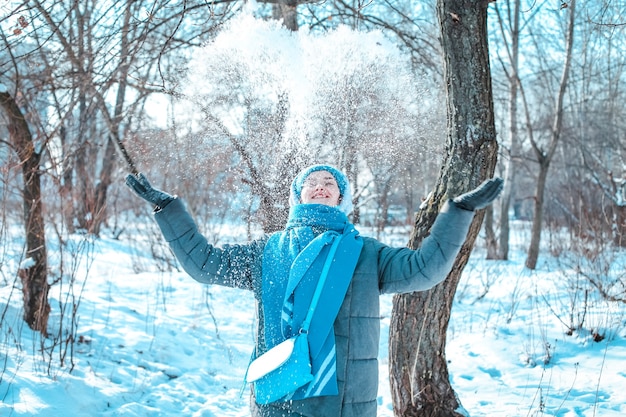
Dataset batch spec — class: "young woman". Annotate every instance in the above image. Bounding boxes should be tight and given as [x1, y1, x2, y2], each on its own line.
[126, 164, 502, 417]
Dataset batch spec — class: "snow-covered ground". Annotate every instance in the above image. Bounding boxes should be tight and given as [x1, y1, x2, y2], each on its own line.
[1, 218, 625, 417]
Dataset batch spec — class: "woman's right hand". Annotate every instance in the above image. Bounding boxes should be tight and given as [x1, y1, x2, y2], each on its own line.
[125, 173, 175, 209]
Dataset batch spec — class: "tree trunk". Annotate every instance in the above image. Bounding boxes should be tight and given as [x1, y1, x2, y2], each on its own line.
[484, 205, 498, 259]
[616, 205, 626, 247]
[91, 0, 135, 235]
[497, 0, 522, 261]
[525, 161, 548, 269]
[92, 138, 117, 235]
[0, 90, 50, 336]
[59, 124, 76, 234]
[525, 0, 576, 270]
[389, 0, 499, 416]
[273, 2, 299, 31]
[498, 162, 513, 260]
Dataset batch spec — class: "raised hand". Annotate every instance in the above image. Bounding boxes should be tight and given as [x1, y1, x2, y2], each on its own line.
[452, 177, 504, 211]
[125, 173, 175, 209]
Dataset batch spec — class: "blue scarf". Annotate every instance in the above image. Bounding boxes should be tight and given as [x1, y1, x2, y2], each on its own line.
[261, 204, 363, 399]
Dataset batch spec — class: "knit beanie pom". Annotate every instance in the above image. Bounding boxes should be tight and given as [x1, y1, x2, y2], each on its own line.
[289, 164, 354, 215]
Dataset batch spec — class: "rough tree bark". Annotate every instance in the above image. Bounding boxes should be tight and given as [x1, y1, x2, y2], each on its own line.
[389, 1, 499, 416]
[0, 90, 50, 336]
[273, 1, 298, 31]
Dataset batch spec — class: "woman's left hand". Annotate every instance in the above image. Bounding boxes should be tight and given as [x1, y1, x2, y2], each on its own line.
[452, 177, 504, 211]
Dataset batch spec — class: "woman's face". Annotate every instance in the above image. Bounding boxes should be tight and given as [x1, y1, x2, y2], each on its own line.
[300, 170, 341, 207]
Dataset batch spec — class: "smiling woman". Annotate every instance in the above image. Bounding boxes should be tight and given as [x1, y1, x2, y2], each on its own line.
[125, 163, 502, 417]
[288, 164, 353, 215]
[300, 171, 341, 206]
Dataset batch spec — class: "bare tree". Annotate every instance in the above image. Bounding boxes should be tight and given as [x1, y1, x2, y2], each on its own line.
[388, 0, 499, 415]
[492, 0, 524, 260]
[0, 89, 50, 335]
[4, 1, 234, 236]
[525, 0, 576, 269]
[202, 105, 298, 234]
[564, 0, 626, 247]
[0, 0, 233, 333]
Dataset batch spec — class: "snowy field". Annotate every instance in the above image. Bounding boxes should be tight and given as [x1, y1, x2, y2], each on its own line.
[1, 218, 625, 417]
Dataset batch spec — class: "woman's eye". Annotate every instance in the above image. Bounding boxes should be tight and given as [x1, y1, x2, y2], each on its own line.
[302, 179, 336, 188]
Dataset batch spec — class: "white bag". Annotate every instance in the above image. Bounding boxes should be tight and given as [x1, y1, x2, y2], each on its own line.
[246, 333, 314, 404]
[246, 337, 296, 382]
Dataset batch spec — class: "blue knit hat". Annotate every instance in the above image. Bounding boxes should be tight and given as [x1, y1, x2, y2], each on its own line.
[289, 164, 354, 214]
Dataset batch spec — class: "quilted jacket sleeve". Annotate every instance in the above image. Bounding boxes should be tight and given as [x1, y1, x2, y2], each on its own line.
[153, 198, 265, 292]
[377, 200, 474, 294]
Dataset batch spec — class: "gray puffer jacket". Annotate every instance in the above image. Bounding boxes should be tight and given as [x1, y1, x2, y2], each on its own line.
[154, 199, 474, 417]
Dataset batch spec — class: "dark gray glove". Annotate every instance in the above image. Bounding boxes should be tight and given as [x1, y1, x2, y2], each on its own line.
[125, 173, 175, 209]
[452, 177, 504, 211]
